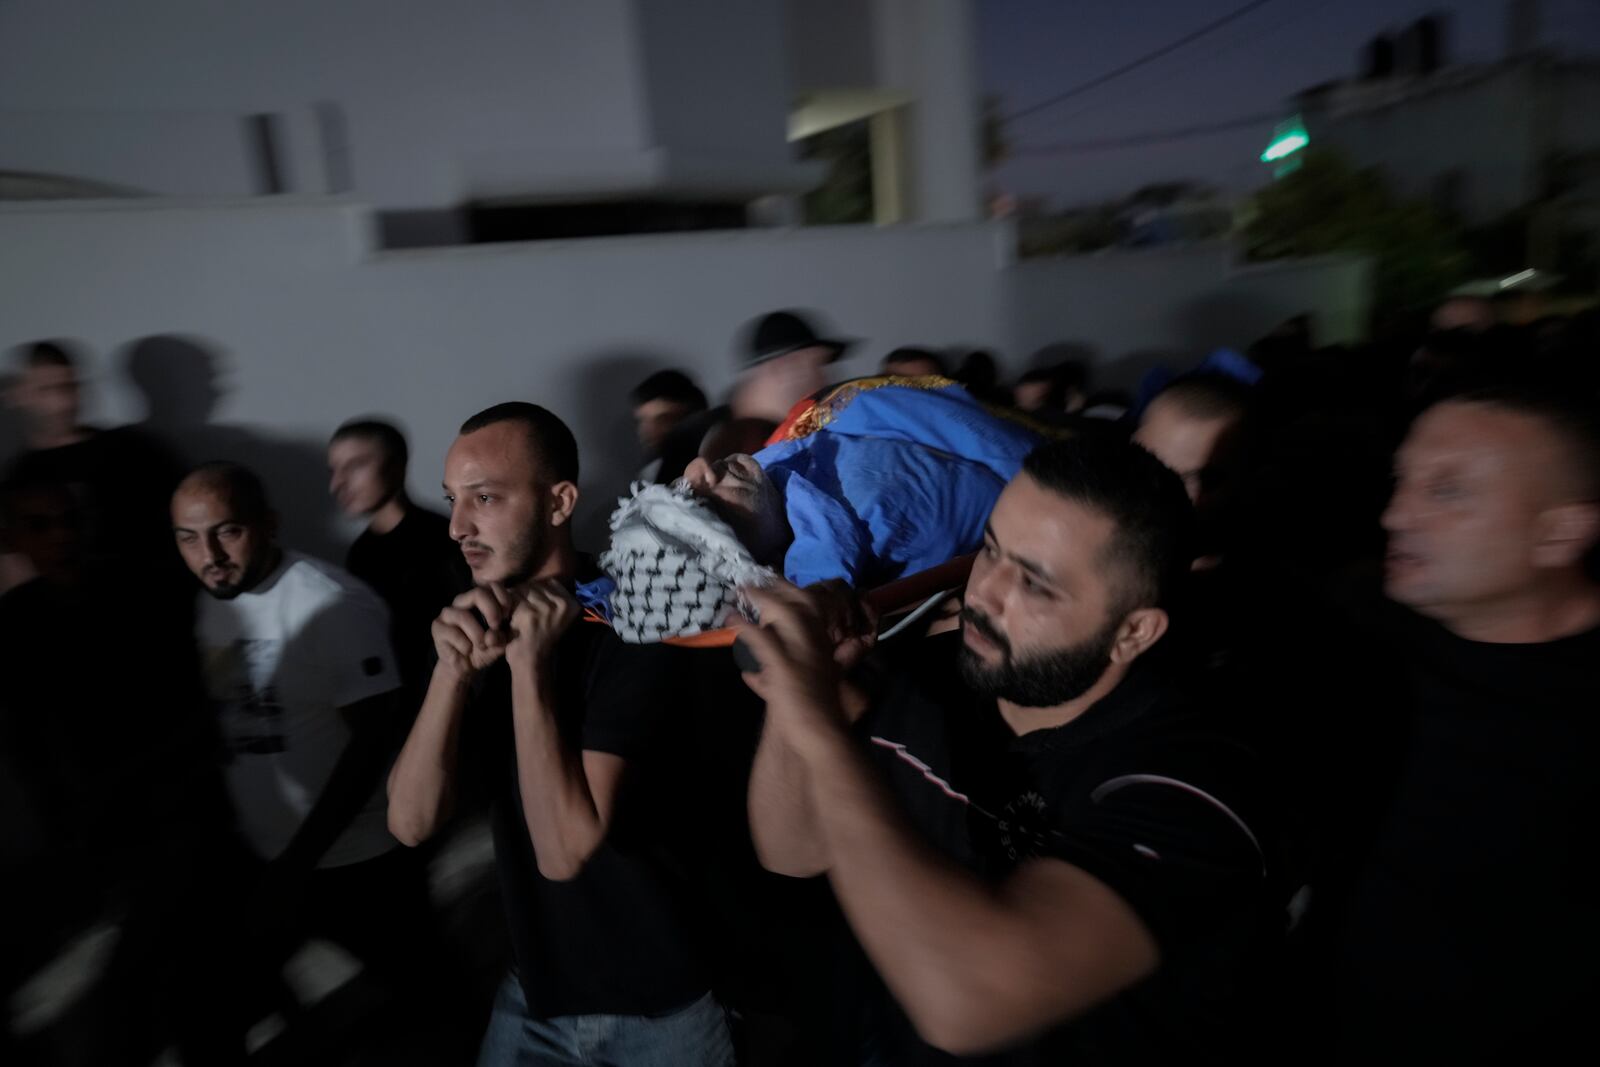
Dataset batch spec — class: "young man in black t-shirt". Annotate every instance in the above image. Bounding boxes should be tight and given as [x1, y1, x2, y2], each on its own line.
[386, 403, 733, 1066]
[328, 418, 467, 691]
[1323, 386, 1600, 1063]
[741, 436, 1283, 1064]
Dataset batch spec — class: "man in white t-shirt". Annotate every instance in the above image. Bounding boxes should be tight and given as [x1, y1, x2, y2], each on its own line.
[170, 461, 439, 1062]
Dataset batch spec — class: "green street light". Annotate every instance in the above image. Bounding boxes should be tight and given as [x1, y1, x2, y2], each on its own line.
[1261, 115, 1309, 164]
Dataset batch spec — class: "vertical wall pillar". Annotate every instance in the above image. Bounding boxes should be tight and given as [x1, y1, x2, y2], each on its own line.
[873, 0, 981, 223]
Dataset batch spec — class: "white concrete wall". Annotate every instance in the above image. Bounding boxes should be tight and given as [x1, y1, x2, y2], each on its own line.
[1007, 244, 1372, 388]
[636, 0, 793, 167]
[0, 0, 653, 207]
[0, 201, 1365, 558]
[874, 0, 982, 222]
[0, 200, 1009, 555]
[786, 0, 878, 91]
[0, 111, 258, 198]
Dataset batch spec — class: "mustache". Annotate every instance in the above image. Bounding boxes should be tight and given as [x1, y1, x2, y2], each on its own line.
[461, 541, 492, 553]
[960, 608, 1010, 656]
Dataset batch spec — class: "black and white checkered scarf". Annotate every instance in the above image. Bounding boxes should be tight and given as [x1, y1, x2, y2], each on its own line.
[598, 481, 775, 644]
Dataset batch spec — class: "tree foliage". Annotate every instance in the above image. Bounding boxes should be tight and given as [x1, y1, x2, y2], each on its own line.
[1243, 149, 1471, 320]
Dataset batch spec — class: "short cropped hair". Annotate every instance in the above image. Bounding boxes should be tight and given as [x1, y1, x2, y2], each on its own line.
[178, 461, 273, 525]
[1150, 373, 1255, 424]
[331, 418, 409, 472]
[630, 370, 708, 412]
[882, 347, 948, 375]
[1021, 435, 1195, 612]
[15, 340, 79, 371]
[459, 402, 580, 484]
[1442, 385, 1600, 501]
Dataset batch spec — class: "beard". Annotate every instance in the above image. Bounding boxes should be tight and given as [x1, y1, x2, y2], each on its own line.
[202, 551, 276, 601]
[957, 607, 1119, 708]
[492, 504, 550, 589]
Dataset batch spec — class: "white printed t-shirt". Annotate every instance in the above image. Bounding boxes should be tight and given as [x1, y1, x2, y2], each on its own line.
[197, 550, 401, 868]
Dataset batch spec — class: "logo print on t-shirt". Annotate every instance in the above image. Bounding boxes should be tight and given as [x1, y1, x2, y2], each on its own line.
[993, 790, 1054, 863]
[207, 639, 286, 756]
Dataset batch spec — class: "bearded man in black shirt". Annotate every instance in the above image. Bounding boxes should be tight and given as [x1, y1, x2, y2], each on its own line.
[742, 436, 1284, 1065]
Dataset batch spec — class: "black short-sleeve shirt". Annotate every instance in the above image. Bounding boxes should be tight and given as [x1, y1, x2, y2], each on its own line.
[345, 508, 469, 691]
[1331, 608, 1600, 1062]
[856, 632, 1281, 1065]
[463, 618, 711, 1019]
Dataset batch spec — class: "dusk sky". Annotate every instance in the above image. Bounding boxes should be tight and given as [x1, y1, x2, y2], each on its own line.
[976, 0, 1600, 208]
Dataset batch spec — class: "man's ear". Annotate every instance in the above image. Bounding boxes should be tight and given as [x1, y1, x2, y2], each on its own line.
[547, 481, 580, 527]
[1109, 607, 1168, 666]
[1533, 501, 1600, 569]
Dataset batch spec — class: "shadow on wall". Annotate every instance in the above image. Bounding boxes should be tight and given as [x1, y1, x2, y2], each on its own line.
[1176, 291, 1303, 356]
[1024, 340, 1098, 373]
[0, 382, 24, 469]
[121, 334, 346, 562]
[1093, 348, 1186, 394]
[568, 349, 687, 554]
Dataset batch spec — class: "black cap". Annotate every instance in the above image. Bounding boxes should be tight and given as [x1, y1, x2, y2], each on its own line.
[741, 309, 855, 367]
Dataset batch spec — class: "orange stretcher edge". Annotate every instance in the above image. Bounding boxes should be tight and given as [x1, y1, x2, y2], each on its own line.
[581, 553, 976, 649]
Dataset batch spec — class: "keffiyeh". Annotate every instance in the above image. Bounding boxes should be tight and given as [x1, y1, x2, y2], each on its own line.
[597, 481, 775, 644]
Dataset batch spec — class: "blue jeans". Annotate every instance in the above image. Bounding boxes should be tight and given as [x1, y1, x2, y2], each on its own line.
[476, 974, 736, 1067]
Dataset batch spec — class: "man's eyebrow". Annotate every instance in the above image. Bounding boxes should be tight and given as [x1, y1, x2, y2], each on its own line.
[982, 522, 1058, 586]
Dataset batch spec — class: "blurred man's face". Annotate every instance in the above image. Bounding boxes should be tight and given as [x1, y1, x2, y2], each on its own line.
[444, 422, 549, 586]
[682, 453, 789, 563]
[634, 398, 691, 451]
[737, 346, 832, 422]
[1383, 402, 1579, 625]
[1013, 380, 1053, 413]
[1134, 398, 1239, 507]
[884, 356, 943, 378]
[3, 486, 84, 585]
[8, 363, 80, 428]
[172, 488, 275, 600]
[959, 474, 1127, 707]
[1430, 297, 1494, 333]
[327, 436, 397, 518]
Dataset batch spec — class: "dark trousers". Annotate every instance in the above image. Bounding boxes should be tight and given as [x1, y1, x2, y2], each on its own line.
[174, 842, 444, 1064]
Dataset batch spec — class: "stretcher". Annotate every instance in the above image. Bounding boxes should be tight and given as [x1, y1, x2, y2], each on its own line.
[587, 376, 1049, 647]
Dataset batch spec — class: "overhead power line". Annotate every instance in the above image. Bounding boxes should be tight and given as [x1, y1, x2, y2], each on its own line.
[1019, 0, 1328, 137]
[1004, 0, 1276, 124]
[1007, 112, 1279, 156]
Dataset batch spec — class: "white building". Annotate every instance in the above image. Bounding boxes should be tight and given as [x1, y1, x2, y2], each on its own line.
[0, 0, 984, 241]
[0, 1, 1367, 557]
[1282, 4, 1600, 227]
[1295, 54, 1600, 225]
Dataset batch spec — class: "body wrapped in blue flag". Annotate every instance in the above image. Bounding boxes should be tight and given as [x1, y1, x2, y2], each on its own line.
[594, 378, 1045, 641]
[754, 380, 1042, 587]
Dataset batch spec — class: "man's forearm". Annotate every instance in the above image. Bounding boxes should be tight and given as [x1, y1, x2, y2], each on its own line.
[748, 711, 830, 877]
[386, 665, 472, 846]
[509, 661, 606, 881]
[277, 720, 392, 872]
[794, 719, 1036, 1044]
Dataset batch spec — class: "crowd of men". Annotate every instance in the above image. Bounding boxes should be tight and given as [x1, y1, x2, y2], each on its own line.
[1, 299, 1597, 1066]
